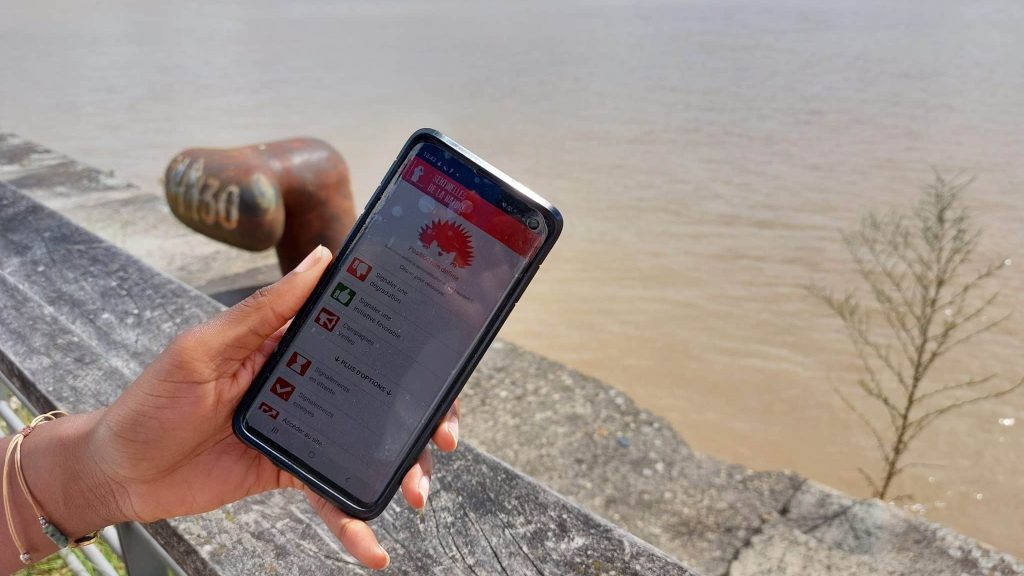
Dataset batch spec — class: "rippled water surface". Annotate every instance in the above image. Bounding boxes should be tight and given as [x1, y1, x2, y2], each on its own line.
[2, 0, 1023, 555]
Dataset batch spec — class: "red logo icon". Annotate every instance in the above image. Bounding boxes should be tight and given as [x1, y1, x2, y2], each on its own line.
[419, 220, 474, 268]
[347, 257, 372, 281]
[314, 307, 340, 332]
[287, 351, 311, 376]
[257, 402, 280, 420]
[270, 377, 296, 401]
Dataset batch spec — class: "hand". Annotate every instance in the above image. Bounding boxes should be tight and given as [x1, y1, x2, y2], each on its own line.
[86, 246, 460, 569]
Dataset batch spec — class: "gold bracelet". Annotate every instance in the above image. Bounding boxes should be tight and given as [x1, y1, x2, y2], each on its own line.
[3, 410, 98, 564]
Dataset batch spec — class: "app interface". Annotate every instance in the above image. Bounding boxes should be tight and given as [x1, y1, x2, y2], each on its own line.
[247, 143, 544, 503]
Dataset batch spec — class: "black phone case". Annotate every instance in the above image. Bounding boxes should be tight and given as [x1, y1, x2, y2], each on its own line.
[232, 128, 562, 520]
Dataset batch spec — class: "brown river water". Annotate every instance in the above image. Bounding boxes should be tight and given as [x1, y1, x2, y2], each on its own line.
[1, 0, 1022, 556]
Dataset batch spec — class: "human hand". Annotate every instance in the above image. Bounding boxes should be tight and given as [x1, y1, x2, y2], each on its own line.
[86, 245, 460, 569]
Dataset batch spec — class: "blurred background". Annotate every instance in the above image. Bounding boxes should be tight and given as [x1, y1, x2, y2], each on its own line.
[1, 0, 1021, 557]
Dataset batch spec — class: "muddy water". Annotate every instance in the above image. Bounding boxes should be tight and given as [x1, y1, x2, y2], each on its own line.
[1, 0, 1022, 555]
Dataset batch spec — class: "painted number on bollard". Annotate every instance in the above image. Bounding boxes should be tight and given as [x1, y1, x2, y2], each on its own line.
[166, 156, 241, 231]
[163, 137, 353, 266]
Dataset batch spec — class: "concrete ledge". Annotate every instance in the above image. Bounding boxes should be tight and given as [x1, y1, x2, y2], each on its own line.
[462, 340, 1024, 575]
[2, 133, 1022, 575]
[0, 133, 280, 293]
[0, 180, 692, 574]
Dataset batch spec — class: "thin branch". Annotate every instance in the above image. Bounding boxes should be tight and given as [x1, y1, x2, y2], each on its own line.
[810, 172, 1023, 501]
[846, 313, 909, 391]
[916, 374, 997, 404]
[892, 461, 946, 477]
[907, 377, 1024, 444]
[836, 388, 892, 464]
[852, 229, 921, 327]
[855, 378, 902, 429]
[857, 467, 881, 496]
[934, 261, 1007, 312]
[938, 310, 1012, 355]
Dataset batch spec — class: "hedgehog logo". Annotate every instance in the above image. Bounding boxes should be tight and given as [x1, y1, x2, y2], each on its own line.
[418, 219, 475, 268]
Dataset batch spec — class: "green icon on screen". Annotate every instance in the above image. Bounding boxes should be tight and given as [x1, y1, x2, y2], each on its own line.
[330, 282, 356, 307]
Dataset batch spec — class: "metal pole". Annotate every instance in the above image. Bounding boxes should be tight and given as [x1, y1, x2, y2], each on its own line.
[59, 549, 92, 576]
[115, 522, 187, 576]
[0, 400, 22, 431]
[81, 543, 120, 576]
[101, 525, 124, 558]
[1, 399, 131, 574]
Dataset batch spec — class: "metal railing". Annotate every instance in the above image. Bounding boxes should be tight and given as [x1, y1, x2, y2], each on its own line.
[0, 377, 185, 576]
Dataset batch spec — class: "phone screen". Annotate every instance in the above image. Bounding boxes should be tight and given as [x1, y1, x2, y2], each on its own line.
[244, 141, 548, 505]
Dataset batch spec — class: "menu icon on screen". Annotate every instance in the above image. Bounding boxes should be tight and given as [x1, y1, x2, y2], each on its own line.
[314, 307, 340, 332]
[286, 352, 311, 376]
[347, 258, 372, 281]
[270, 377, 296, 402]
[330, 282, 356, 307]
[257, 402, 280, 420]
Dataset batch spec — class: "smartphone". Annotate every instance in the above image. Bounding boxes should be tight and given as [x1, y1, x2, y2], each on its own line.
[233, 129, 562, 519]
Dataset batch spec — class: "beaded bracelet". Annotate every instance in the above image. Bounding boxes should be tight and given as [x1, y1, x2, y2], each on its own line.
[3, 410, 98, 564]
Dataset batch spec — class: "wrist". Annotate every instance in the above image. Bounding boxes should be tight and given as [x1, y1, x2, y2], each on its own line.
[19, 410, 126, 540]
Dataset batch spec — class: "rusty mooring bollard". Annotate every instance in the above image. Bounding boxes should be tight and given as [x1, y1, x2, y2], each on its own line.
[164, 138, 356, 273]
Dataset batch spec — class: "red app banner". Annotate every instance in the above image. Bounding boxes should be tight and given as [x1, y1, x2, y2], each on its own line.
[402, 157, 540, 258]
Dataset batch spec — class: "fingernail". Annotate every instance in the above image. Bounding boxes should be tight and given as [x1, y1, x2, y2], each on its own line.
[419, 475, 430, 507]
[379, 545, 391, 568]
[447, 415, 459, 445]
[294, 245, 325, 273]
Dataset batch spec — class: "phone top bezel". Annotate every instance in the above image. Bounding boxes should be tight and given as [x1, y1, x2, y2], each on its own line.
[232, 128, 562, 519]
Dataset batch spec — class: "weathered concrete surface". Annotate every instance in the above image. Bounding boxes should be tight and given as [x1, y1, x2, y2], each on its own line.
[0, 133, 280, 292]
[463, 342, 1024, 576]
[0, 180, 692, 575]
[3, 133, 1023, 575]
[463, 342, 803, 574]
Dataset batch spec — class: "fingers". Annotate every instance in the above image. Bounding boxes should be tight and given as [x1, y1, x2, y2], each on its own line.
[400, 448, 433, 510]
[432, 399, 459, 453]
[184, 245, 332, 367]
[306, 491, 390, 570]
[253, 320, 292, 368]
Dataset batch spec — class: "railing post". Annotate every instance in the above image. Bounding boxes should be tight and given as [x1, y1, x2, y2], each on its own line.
[115, 523, 186, 576]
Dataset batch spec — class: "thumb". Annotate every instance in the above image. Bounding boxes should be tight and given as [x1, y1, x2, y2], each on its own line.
[190, 245, 332, 365]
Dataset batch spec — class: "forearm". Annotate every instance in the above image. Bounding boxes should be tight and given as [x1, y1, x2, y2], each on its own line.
[0, 411, 123, 574]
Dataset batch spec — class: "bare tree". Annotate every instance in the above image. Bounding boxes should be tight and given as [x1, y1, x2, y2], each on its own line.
[809, 173, 1022, 500]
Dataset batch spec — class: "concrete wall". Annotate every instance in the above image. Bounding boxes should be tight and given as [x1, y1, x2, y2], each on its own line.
[2, 133, 1021, 575]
